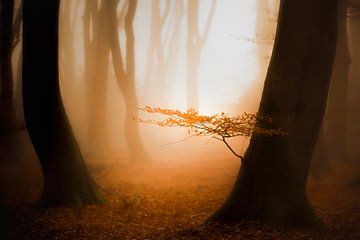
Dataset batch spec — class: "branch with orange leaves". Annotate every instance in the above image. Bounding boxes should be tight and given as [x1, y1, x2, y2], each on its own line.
[139, 106, 283, 161]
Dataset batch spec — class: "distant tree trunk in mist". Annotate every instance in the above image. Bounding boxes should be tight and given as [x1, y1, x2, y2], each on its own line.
[59, 0, 79, 107]
[0, 0, 19, 134]
[164, 0, 184, 101]
[186, 0, 216, 109]
[106, 0, 150, 163]
[143, 0, 170, 105]
[326, 0, 351, 161]
[23, 0, 105, 207]
[209, 0, 337, 230]
[83, 0, 111, 158]
[59, 0, 76, 85]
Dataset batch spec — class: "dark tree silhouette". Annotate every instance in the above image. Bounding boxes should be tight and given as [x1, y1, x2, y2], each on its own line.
[0, 0, 20, 134]
[209, 0, 338, 230]
[22, 0, 105, 207]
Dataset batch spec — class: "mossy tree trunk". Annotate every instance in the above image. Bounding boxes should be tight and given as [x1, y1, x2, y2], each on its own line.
[22, 0, 105, 207]
[209, 0, 337, 230]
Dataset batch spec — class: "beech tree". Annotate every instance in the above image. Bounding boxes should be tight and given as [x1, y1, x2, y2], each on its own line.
[186, 0, 216, 109]
[106, 0, 151, 162]
[83, 0, 111, 158]
[208, 0, 338, 230]
[143, 0, 171, 105]
[22, 0, 105, 207]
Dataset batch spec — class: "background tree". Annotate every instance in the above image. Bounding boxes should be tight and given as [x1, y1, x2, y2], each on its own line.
[83, 0, 111, 158]
[22, 0, 105, 207]
[106, 0, 151, 162]
[186, 0, 216, 109]
[143, 0, 171, 105]
[209, 0, 338, 230]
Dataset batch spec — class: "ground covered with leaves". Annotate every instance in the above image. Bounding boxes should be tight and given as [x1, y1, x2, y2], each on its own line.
[1, 153, 359, 239]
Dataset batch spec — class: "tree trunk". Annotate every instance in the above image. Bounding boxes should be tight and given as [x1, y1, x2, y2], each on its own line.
[326, 0, 351, 161]
[143, 0, 168, 106]
[22, 0, 105, 207]
[164, 0, 184, 106]
[83, 0, 111, 158]
[186, 0, 216, 109]
[209, 0, 337, 230]
[0, 0, 19, 134]
[186, 0, 200, 109]
[106, 0, 150, 163]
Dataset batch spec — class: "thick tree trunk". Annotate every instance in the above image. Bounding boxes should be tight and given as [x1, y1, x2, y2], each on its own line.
[107, 0, 150, 163]
[0, 0, 19, 134]
[209, 0, 337, 230]
[326, 0, 351, 161]
[22, 0, 105, 207]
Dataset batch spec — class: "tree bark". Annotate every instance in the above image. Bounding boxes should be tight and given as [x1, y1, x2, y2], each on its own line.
[209, 0, 337, 230]
[22, 0, 105, 207]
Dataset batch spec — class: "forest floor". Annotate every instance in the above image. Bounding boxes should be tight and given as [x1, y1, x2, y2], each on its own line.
[1, 151, 360, 240]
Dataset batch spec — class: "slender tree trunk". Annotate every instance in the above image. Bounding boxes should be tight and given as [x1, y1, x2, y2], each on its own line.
[209, 0, 337, 230]
[22, 0, 105, 207]
[164, 0, 184, 105]
[186, 0, 216, 109]
[143, 0, 168, 105]
[107, 0, 150, 163]
[326, 0, 351, 161]
[0, 0, 19, 134]
[186, 0, 200, 109]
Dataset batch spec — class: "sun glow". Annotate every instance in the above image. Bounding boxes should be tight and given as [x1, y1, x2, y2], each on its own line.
[59, 0, 279, 160]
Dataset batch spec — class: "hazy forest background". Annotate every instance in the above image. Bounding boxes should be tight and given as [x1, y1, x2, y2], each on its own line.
[1, 0, 360, 239]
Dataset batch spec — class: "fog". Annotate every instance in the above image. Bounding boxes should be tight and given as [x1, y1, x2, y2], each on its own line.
[59, 0, 279, 163]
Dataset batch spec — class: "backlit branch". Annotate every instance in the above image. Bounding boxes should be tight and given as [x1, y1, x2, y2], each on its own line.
[139, 106, 283, 161]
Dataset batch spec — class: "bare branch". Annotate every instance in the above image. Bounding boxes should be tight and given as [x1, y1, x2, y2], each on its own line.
[139, 106, 284, 160]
